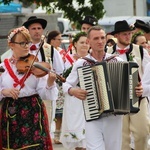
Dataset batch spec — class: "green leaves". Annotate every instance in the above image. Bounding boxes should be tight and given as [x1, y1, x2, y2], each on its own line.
[63, 66, 73, 79]
[2, 0, 105, 28]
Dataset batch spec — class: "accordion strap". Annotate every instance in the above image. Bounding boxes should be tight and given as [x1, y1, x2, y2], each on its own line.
[81, 57, 96, 65]
[81, 54, 117, 65]
[104, 55, 118, 62]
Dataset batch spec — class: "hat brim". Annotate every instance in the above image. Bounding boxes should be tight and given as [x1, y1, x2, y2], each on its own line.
[23, 18, 47, 29]
[79, 20, 96, 26]
[135, 23, 150, 33]
[111, 28, 133, 35]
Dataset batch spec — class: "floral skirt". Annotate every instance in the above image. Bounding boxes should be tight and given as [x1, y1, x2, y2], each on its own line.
[1, 94, 53, 150]
[60, 94, 86, 149]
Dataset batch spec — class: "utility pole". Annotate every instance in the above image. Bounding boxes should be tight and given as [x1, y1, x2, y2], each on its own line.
[133, 0, 136, 16]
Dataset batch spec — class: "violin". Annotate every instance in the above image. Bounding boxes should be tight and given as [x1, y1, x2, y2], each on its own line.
[16, 53, 66, 82]
[33, 62, 66, 82]
[16, 54, 38, 73]
[16, 53, 46, 77]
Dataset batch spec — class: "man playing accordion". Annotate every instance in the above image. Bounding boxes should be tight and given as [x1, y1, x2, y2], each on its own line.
[63, 26, 143, 150]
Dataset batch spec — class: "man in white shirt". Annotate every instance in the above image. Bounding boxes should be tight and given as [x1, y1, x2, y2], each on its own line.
[63, 25, 143, 150]
[22, 16, 64, 139]
[22, 16, 64, 74]
[107, 20, 150, 150]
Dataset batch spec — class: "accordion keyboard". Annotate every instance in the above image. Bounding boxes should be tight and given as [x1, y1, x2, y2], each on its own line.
[78, 65, 100, 121]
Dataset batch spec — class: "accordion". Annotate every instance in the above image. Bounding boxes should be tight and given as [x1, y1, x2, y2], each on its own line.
[77, 61, 140, 121]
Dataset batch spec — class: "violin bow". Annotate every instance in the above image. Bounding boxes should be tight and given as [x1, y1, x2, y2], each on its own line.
[33, 62, 66, 83]
[19, 31, 49, 90]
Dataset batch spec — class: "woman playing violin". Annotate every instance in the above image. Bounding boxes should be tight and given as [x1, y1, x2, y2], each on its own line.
[0, 26, 58, 150]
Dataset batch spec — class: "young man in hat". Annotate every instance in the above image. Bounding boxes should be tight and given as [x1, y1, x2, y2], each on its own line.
[22, 16, 64, 74]
[79, 15, 98, 33]
[107, 20, 150, 150]
[23, 16, 64, 141]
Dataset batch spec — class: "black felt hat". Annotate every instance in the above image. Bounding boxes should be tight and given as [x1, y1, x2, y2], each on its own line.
[79, 15, 97, 26]
[111, 20, 133, 35]
[134, 19, 150, 33]
[23, 16, 47, 29]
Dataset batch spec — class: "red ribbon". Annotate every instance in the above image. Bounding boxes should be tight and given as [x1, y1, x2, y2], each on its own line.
[4, 59, 31, 88]
[65, 53, 74, 65]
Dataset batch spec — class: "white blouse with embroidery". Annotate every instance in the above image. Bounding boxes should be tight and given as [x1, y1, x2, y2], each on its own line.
[0, 60, 58, 101]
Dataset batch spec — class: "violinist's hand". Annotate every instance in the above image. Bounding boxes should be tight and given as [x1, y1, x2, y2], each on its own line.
[47, 72, 57, 87]
[135, 82, 143, 97]
[68, 87, 88, 100]
[1, 88, 20, 100]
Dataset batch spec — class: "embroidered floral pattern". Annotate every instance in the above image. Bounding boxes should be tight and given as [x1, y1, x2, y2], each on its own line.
[70, 133, 78, 140]
[56, 85, 65, 109]
[1, 96, 52, 149]
[43, 43, 52, 64]
[63, 129, 85, 141]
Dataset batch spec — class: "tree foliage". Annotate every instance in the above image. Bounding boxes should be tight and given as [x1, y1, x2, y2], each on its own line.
[2, 0, 105, 26]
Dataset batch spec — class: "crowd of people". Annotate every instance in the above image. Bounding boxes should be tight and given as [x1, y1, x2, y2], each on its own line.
[0, 14, 150, 150]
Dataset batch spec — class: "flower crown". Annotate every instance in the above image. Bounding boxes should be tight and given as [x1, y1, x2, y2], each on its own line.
[131, 31, 144, 43]
[8, 26, 29, 42]
[73, 32, 87, 44]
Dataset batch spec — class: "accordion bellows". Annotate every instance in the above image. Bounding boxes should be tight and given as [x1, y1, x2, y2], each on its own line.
[78, 61, 139, 121]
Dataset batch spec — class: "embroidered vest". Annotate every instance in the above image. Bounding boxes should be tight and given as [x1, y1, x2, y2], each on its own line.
[42, 43, 54, 69]
[106, 44, 144, 77]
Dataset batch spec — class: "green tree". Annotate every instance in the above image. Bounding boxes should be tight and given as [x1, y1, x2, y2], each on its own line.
[2, 0, 105, 26]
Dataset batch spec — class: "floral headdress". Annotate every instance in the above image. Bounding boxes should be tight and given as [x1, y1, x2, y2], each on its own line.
[72, 32, 87, 45]
[8, 26, 29, 42]
[131, 31, 144, 44]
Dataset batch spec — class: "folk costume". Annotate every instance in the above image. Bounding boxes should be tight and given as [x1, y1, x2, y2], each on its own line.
[30, 42, 64, 141]
[60, 51, 86, 149]
[107, 43, 150, 150]
[0, 58, 58, 150]
[107, 20, 150, 150]
[62, 52, 124, 150]
[23, 16, 65, 141]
